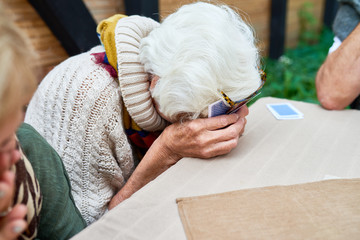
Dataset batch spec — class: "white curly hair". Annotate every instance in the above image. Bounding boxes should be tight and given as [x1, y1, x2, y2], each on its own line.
[140, 1, 261, 121]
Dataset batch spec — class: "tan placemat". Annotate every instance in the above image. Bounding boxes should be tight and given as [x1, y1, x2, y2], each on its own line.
[176, 179, 360, 240]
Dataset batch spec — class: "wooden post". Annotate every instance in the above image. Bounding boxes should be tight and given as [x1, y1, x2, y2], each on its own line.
[28, 0, 99, 56]
[124, 0, 159, 22]
[269, 0, 287, 59]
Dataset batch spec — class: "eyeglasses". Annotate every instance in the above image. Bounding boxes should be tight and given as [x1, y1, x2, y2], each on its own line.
[221, 69, 266, 114]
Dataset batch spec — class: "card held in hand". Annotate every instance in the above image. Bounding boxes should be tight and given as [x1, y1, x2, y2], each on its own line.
[208, 100, 230, 118]
[208, 93, 259, 118]
[208, 69, 266, 118]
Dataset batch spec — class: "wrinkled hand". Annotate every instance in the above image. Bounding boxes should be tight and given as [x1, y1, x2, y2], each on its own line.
[0, 137, 20, 177]
[0, 136, 20, 213]
[161, 105, 249, 163]
[0, 203, 27, 240]
[0, 136, 27, 240]
[109, 106, 249, 208]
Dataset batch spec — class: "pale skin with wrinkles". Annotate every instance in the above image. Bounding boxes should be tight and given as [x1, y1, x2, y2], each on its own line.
[109, 91, 248, 209]
[316, 23, 360, 110]
[0, 110, 27, 240]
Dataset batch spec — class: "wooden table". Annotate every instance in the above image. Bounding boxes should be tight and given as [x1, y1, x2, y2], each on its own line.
[73, 97, 360, 239]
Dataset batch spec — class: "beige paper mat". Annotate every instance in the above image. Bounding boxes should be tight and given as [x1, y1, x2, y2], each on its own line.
[177, 179, 360, 240]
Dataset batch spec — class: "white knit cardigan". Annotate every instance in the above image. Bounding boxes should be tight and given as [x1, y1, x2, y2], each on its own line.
[25, 16, 165, 225]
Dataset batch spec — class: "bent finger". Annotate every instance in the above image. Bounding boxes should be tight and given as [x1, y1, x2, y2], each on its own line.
[206, 117, 246, 143]
[0, 171, 15, 188]
[239, 118, 247, 136]
[199, 138, 239, 159]
[10, 150, 20, 166]
[0, 174, 15, 212]
[204, 114, 240, 131]
[234, 105, 249, 119]
[0, 154, 11, 177]
[6, 205, 27, 222]
[0, 218, 27, 240]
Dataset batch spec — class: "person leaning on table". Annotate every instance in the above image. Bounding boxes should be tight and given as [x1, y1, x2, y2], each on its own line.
[316, 0, 360, 110]
[24, 1, 262, 226]
[0, 9, 35, 239]
[0, 4, 87, 240]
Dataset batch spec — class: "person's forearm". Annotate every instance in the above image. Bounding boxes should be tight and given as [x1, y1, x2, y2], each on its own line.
[316, 23, 360, 109]
[108, 135, 179, 209]
[108, 108, 248, 209]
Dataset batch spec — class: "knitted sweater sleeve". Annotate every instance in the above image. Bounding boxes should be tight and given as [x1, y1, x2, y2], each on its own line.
[24, 46, 135, 225]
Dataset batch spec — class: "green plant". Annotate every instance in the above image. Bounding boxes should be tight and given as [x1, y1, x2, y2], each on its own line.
[250, 2, 335, 106]
[298, 2, 320, 45]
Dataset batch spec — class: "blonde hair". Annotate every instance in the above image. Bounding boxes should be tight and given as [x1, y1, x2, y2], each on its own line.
[0, 6, 37, 125]
[140, 2, 261, 121]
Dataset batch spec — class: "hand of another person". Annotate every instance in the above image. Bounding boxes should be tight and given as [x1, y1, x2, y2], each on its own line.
[161, 105, 249, 163]
[316, 23, 360, 110]
[0, 137, 27, 240]
[0, 203, 27, 240]
[0, 136, 21, 212]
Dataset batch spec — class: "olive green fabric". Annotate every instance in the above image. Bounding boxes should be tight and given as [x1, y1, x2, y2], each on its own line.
[17, 123, 86, 240]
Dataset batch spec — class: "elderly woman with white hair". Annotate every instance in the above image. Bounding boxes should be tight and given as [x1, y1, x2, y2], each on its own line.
[25, 1, 263, 225]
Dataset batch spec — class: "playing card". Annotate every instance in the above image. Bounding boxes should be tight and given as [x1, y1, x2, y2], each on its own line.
[226, 93, 259, 115]
[208, 100, 230, 118]
[266, 103, 303, 120]
[208, 72, 266, 118]
[208, 93, 259, 118]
